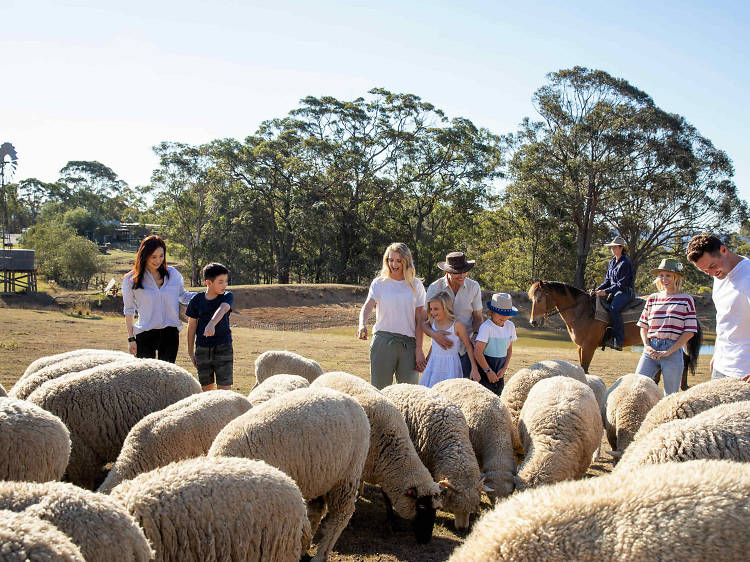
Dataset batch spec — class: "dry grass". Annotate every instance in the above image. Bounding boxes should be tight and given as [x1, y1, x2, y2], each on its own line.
[0, 307, 713, 562]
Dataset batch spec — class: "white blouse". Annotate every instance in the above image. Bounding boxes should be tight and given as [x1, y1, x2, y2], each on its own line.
[122, 266, 196, 334]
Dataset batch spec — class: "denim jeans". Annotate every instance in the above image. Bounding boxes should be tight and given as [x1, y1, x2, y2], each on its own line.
[636, 337, 683, 395]
[609, 288, 634, 344]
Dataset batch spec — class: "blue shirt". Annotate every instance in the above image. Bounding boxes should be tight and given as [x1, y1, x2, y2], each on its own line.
[597, 255, 634, 294]
[185, 291, 234, 347]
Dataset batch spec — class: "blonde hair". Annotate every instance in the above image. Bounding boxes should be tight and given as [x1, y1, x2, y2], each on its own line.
[379, 242, 418, 295]
[655, 272, 684, 292]
[428, 291, 455, 322]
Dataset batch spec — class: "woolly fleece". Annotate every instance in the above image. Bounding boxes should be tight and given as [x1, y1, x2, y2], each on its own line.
[0, 509, 84, 562]
[247, 373, 309, 407]
[111, 456, 310, 562]
[98, 390, 251, 493]
[252, 350, 323, 388]
[604, 373, 662, 457]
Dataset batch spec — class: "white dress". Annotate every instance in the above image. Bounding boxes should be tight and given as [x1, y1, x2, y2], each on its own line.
[419, 321, 463, 388]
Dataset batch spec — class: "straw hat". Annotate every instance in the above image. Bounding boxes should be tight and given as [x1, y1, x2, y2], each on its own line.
[604, 236, 627, 247]
[649, 258, 685, 276]
[486, 293, 518, 316]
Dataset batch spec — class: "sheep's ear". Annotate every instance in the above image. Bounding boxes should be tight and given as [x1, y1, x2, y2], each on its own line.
[607, 450, 623, 460]
[404, 487, 417, 498]
[438, 479, 458, 493]
[483, 483, 495, 493]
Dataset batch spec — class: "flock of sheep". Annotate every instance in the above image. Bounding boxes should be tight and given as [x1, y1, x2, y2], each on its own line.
[1, 348, 750, 561]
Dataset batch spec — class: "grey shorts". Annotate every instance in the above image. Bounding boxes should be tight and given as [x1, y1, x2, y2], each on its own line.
[195, 343, 234, 386]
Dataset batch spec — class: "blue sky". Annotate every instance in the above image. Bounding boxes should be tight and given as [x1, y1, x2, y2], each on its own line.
[4, 0, 749, 204]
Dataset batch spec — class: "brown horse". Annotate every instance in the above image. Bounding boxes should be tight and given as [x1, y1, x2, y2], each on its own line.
[528, 281, 700, 389]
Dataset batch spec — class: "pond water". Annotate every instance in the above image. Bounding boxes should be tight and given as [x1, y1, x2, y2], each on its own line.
[631, 344, 714, 355]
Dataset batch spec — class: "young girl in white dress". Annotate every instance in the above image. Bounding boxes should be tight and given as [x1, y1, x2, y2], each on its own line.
[419, 291, 479, 387]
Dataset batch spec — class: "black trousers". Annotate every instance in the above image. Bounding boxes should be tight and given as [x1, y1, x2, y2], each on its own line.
[135, 327, 179, 363]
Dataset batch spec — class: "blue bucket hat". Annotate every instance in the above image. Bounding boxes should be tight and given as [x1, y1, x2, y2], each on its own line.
[486, 293, 518, 316]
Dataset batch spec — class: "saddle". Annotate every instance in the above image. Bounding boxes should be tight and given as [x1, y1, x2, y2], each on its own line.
[594, 295, 644, 325]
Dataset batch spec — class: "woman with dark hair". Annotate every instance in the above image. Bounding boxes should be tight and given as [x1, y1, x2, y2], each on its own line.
[593, 236, 634, 351]
[122, 235, 195, 362]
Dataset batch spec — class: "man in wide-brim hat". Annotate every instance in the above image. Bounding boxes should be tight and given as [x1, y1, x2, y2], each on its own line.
[593, 236, 634, 351]
[423, 252, 483, 378]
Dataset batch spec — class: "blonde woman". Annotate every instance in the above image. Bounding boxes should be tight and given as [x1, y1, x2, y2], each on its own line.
[419, 291, 478, 388]
[636, 258, 698, 395]
[358, 243, 427, 389]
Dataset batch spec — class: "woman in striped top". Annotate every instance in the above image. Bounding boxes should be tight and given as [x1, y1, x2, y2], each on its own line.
[635, 258, 698, 394]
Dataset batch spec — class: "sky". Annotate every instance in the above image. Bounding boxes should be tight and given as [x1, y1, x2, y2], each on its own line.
[3, 0, 750, 204]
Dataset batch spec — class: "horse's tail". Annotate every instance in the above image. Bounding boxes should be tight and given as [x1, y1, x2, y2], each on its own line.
[685, 319, 703, 375]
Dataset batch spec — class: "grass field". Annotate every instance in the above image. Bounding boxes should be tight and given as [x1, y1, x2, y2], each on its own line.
[0, 306, 715, 561]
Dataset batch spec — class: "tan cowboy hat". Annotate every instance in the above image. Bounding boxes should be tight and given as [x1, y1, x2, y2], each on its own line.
[604, 236, 628, 247]
[486, 293, 518, 316]
[649, 258, 685, 276]
[437, 252, 475, 274]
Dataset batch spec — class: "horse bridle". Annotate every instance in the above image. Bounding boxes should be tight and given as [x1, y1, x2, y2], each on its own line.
[534, 287, 584, 319]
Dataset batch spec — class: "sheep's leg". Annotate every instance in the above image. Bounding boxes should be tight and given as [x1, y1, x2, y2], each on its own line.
[311, 480, 357, 562]
[306, 496, 326, 546]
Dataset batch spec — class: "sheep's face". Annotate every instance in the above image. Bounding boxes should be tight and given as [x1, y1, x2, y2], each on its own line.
[411, 492, 437, 544]
[453, 510, 471, 531]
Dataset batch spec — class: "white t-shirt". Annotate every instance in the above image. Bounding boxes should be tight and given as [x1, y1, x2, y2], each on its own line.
[425, 275, 482, 354]
[712, 257, 750, 378]
[475, 319, 517, 358]
[367, 277, 426, 338]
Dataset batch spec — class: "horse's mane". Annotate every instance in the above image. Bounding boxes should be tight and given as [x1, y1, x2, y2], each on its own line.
[529, 280, 595, 315]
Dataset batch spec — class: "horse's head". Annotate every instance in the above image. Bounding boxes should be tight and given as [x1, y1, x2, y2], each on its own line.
[528, 280, 552, 328]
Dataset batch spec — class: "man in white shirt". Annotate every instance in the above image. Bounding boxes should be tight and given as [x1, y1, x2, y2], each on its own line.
[424, 252, 483, 377]
[687, 234, 750, 381]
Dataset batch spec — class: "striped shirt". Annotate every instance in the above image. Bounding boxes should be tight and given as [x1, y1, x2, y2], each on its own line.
[637, 293, 698, 340]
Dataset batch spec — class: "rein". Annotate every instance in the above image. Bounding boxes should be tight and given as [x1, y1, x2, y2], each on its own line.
[535, 287, 590, 320]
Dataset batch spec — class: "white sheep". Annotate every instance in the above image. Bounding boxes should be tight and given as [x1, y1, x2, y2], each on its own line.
[19, 349, 127, 380]
[0, 397, 70, 483]
[10, 351, 132, 400]
[209, 387, 369, 562]
[98, 390, 251, 493]
[111, 456, 311, 562]
[247, 373, 310, 407]
[515, 376, 602, 490]
[381, 383, 482, 531]
[0, 509, 85, 562]
[0, 383, 6, 397]
[616, 400, 750, 471]
[449, 460, 750, 561]
[252, 350, 323, 388]
[633, 377, 750, 442]
[26, 358, 201, 489]
[0, 480, 153, 562]
[604, 373, 662, 459]
[311, 372, 442, 544]
[433, 378, 515, 503]
[584, 373, 606, 411]
[501, 360, 587, 455]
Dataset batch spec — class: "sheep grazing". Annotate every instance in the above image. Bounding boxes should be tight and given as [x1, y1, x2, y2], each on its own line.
[252, 350, 323, 388]
[19, 349, 128, 380]
[0, 397, 71, 483]
[501, 360, 587, 454]
[381, 383, 482, 531]
[604, 374, 662, 459]
[584, 374, 606, 411]
[433, 378, 515, 503]
[633, 377, 750, 443]
[0, 509, 85, 562]
[10, 351, 132, 400]
[26, 358, 201, 490]
[111, 457, 311, 562]
[312, 372, 442, 544]
[0, 480, 153, 562]
[248, 373, 310, 407]
[515, 376, 602, 491]
[209, 387, 369, 562]
[98, 390, 251, 493]
[449, 460, 750, 561]
[616, 400, 750, 471]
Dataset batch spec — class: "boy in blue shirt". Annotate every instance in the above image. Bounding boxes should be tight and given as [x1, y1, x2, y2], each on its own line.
[473, 293, 518, 395]
[186, 263, 234, 391]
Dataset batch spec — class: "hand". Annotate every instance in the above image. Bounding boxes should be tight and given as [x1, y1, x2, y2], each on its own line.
[709, 357, 714, 374]
[432, 331, 454, 350]
[357, 325, 368, 340]
[497, 369, 506, 380]
[415, 350, 427, 372]
[203, 324, 216, 337]
[189, 352, 197, 368]
[470, 369, 481, 382]
[595, 290, 607, 297]
[487, 370, 499, 383]
[128, 341, 137, 357]
[741, 374, 750, 383]
[644, 345, 657, 359]
[470, 333, 477, 344]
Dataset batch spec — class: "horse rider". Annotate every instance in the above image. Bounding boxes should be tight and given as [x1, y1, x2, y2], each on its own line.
[593, 236, 634, 351]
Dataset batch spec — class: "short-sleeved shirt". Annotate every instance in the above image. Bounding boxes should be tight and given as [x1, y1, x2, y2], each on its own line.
[185, 291, 234, 347]
[426, 275, 483, 354]
[367, 277, 426, 338]
[713, 257, 750, 378]
[476, 319, 517, 358]
[637, 293, 698, 341]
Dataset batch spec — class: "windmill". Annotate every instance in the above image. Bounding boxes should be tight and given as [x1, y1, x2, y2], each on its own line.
[0, 142, 19, 248]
